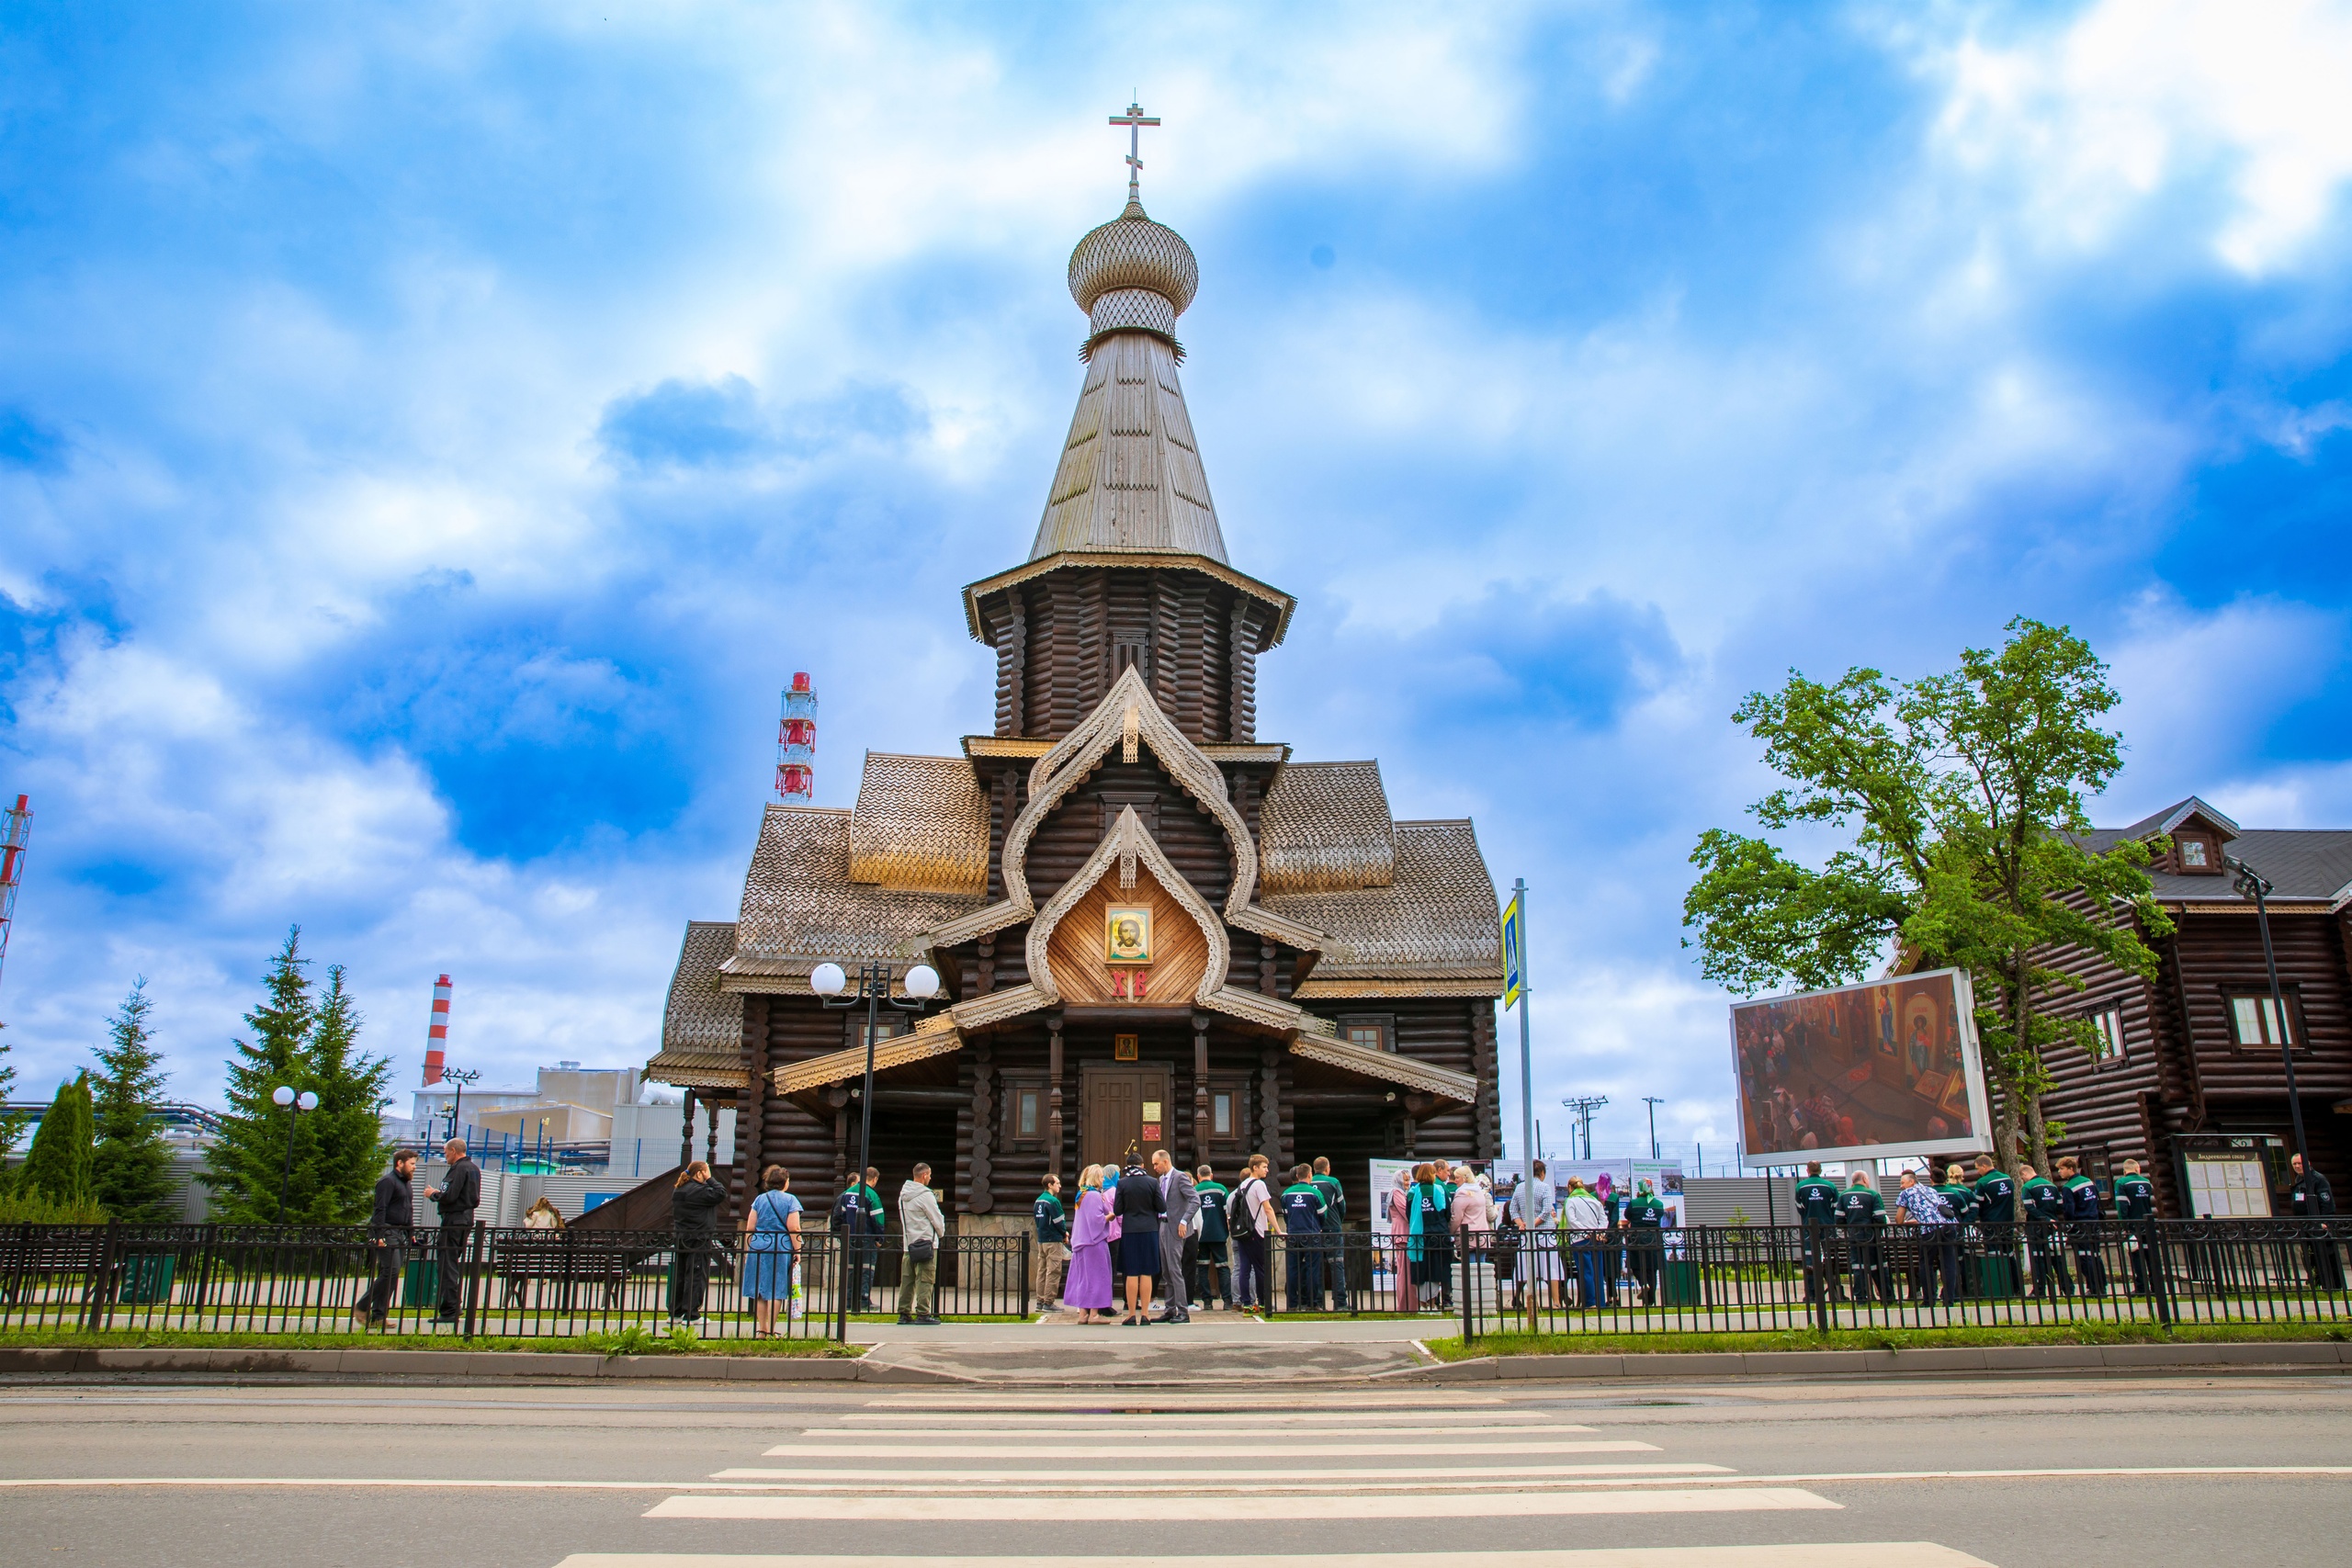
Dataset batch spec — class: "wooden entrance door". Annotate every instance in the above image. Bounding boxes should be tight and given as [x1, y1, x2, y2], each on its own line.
[1081, 1062, 1173, 1172]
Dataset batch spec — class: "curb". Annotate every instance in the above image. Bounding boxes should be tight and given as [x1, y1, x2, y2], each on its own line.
[0, 1345, 881, 1382]
[1398, 1340, 2352, 1382]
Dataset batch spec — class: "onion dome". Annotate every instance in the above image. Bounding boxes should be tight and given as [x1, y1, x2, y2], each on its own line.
[1067, 197, 1198, 357]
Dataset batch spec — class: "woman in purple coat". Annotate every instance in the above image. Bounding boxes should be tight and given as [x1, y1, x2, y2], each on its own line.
[1065, 1163, 1117, 1323]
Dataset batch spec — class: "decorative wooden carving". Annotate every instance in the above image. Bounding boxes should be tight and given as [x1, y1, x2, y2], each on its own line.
[969, 1039, 994, 1214]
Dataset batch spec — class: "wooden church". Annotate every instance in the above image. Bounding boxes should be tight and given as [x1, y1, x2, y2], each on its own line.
[647, 168, 1505, 1235]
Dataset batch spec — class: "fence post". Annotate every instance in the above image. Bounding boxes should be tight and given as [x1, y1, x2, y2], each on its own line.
[1020, 1232, 1032, 1320]
[1461, 1237, 1476, 1343]
[82, 1221, 122, 1333]
[462, 1221, 486, 1339]
[2151, 1223, 2175, 1329]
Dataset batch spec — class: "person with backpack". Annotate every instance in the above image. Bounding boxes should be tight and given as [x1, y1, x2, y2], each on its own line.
[1229, 1155, 1278, 1313]
[1892, 1168, 1957, 1305]
[1032, 1173, 1069, 1311]
[1192, 1165, 1229, 1309]
[2057, 1156, 2108, 1295]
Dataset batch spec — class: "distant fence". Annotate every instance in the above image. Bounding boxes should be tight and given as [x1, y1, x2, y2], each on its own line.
[0, 1224, 1038, 1345]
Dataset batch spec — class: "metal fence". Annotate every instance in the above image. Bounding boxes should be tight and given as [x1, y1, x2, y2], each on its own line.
[1443, 1220, 2348, 1341]
[0, 1223, 1040, 1344]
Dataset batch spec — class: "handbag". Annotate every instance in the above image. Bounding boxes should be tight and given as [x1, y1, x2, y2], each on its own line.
[908, 1237, 936, 1264]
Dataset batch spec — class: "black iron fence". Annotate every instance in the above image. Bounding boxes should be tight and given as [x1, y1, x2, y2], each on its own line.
[1442, 1220, 2348, 1341]
[0, 1223, 1039, 1344]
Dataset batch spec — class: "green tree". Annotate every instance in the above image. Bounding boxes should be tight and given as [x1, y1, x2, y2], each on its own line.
[18, 1072, 96, 1206]
[1683, 617, 2173, 1172]
[202, 929, 320, 1224]
[296, 964, 393, 1224]
[0, 1021, 28, 1186]
[91, 978, 178, 1224]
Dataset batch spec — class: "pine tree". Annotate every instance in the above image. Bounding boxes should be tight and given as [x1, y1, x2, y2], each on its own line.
[202, 929, 319, 1224]
[298, 965, 393, 1223]
[18, 1073, 96, 1206]
[0, 1021, 27, 1185]
[91, 979, 177, 1224]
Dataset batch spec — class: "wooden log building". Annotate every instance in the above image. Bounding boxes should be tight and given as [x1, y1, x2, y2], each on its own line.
[643, 190, 1504, 1237]
[2030, 796, 2352, 1216]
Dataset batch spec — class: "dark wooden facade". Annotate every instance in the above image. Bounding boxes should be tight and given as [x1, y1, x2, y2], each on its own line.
[2029, 801, 2352, 1216]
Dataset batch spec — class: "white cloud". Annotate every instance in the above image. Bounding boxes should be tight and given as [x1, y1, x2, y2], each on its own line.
[1917, 0, 2352, 274]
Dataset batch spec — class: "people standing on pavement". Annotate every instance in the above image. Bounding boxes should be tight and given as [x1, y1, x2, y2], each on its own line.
[1280, 1163, 1329, 1312]
[1150, 1151, 1198, 1323]
[832, 1166, 886, 1313]
[1384, 1165, 1415, 1289]
[1513, 1159, 1562, 1310]
[1031, 1173, 1069, 1311]
[1492, 1184, 1525, 1309]
[1067, 1164, 1117, 1323]
[1973, 1155, 2020, 1297]
[422, 1137, 480, 1325]
[1112, 1156, 1165, 1326]
[1560, 1178, 1610, 1310]
[1231, 1156, 1278, 1314]
[740, 1164, 802, 1337]
[2056, 1156, 2108, 1295]
[667, 1158, 727, 1330]
[1311, 1156, 1350, 1312]
[2019, 1163, 2073, 1298]
[898, 1162, 945, 1325]
[1621, 1177, 1667, 1306]
[1892, 1168, 1958, 1305]
[2288, 1154, 2342, 1290]
[1795, 1162, 1842, 1305]
[1936, 1164, 1979, 1298]
[352, 1148, 417, 1329]
[523, 1197, 564, 1229]
[1193, 1166, 1230, 1309]
[1838, 1171, 1889, 1303]
[2113, 1158, 2159, 1296]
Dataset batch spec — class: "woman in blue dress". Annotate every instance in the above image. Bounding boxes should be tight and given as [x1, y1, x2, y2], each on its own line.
[741, 1164, 802, 1337]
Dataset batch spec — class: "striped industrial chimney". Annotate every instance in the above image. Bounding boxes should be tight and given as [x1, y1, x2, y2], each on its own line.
[776, 672, 816, 803]
[422, 974, 452, 1085]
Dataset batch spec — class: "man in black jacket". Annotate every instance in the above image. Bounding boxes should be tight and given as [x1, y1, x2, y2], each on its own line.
[2289, 1154, 2342, 1290]
[423, 1138, 480, 1324]
[352, 1149, 417, 1327]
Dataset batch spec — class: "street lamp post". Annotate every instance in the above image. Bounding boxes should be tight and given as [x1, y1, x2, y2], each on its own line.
[810, 960, 940, 1339]
[270, 1084, 320, 1223]
[2224, 854, 2311, 1175]
[1642, 1096, 1665, 1161]
[439, 1066, 481, 1144]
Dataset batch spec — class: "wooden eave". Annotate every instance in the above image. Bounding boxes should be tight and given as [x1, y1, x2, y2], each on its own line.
[961, 550, 1296, 648]
[965, 735, 1291, 765]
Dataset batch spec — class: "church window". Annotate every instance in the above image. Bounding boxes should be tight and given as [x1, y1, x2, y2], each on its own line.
[1212, 1091, 1232, 1137]
[1339, 1014, 1394, 1053]
[2227, 991, 2301, 1051]
[2088, 1007, 2125, 1065]
[1017, 1089, 1041, 1138]
[848, 1015, 905, 1051]
[2179, 837, 2211, 869]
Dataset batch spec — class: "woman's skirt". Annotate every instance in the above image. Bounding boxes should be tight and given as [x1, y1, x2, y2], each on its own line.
[741, 1243, 795, 1303]
[1117, 1229, 1161, 1279]
[1410, 1227, 1455, 1286]
[1066, 1241, 1115, 1310]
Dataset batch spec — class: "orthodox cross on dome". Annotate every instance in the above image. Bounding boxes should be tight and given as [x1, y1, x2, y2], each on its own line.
[1109, 100, 1160, 201]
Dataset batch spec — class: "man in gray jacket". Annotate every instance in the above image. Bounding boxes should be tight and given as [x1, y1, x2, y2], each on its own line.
[1149, 1149, 1199, 1324]
[898, 1164, 945, 1325]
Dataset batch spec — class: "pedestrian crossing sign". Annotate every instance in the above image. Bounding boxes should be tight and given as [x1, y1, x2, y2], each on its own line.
[1502, 889, 1525, 1009]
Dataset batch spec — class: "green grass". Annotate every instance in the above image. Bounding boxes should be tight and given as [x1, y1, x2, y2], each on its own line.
[1426, 1320, 2352, 1360]
[0, 1326, 859, 1358]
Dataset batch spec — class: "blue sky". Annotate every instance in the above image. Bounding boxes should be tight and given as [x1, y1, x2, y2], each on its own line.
[2, 2, 2347, 1163]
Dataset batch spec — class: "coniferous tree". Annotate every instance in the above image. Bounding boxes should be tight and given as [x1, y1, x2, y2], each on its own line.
[18, 1073, 96, 1206]
[202, 929, 319, 1224]
[297, 965, 393, 1223]
[91, 979, 178, 1224]
[0, 1021, 27, 1187]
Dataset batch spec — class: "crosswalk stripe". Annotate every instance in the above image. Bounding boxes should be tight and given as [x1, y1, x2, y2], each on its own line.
[707, 1463, 1733, 1486]
[759, 1440, 1657, 1459]
[641, 1489, 1842, 1521]
[827, 1410, 1566, 1427]
[857, 1394, 1510, 1410]
[788, 1425, 1599, 1439]
[557, 1551, 1992, 1568]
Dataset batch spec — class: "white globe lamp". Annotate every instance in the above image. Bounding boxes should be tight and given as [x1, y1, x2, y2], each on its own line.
[810, 962, 847, 998]
[904, 964, 940, 999]
[271, 1085, 295, 1108]
[296, 1090, 319, 1111]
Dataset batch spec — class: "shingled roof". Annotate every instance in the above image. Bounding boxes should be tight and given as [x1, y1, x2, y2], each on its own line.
[2084, 795, 2352, 905]
[1259, 760, 1395, 896]
[848, 752, 989, 895]
[1272, 819, 1503, 995]
[647, 920, 748, 1091]
[719, 805, 985, 990]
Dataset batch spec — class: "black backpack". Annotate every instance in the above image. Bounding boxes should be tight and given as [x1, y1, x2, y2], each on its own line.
[1227, 1179, 1260, 1238]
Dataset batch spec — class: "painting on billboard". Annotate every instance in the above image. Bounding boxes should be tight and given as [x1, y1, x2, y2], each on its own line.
[1730, 967, 1993, 1168]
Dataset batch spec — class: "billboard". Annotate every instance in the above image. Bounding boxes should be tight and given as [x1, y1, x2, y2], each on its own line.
[1730, 967, 1993, 1168]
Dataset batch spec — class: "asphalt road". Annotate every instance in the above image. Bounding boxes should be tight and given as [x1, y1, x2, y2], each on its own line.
[1, 1371, 2346, 1567]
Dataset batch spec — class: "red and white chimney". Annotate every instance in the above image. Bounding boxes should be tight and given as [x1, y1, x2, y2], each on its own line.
[423, 974, 452, 1085]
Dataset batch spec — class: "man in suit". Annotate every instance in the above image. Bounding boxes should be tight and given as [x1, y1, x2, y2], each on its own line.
[1149, 1149, 1199, 1324]
[422, 1137, 480, 1324]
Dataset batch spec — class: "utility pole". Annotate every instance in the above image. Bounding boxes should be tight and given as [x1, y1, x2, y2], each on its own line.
[1561, 1096, 1608, 1161]
[1641, 1096, 1664, 1160]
